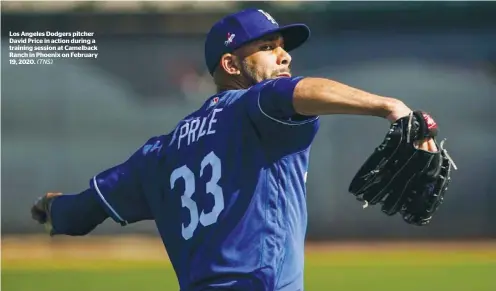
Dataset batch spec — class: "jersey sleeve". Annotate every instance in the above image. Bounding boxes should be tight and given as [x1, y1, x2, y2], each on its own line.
[89, 137, 163, 225]
[246, 76, 319, 127]
[243, 76, 320, 147]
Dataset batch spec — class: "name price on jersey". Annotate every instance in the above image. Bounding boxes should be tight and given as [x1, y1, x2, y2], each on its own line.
[9, 58, 54, 65]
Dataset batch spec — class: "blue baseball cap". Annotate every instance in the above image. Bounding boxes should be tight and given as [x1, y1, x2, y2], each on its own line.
[204, 8, 311, 75]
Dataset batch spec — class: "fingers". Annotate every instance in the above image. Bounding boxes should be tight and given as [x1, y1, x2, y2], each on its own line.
[418, 140, 429, 151]
[30, 192, 62, 236]
[30, 193, 61, 224]
[414, 139, 429, 151]
[46, 192, 62, 198]
[428, 139, 438, 152]
[31, 200, 47, 224]
[415, 138, 438, 153]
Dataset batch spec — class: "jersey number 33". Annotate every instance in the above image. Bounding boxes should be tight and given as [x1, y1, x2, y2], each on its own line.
[169, 151, 225, 240]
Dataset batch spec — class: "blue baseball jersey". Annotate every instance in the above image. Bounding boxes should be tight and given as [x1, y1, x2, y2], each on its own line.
[90, 76, 320, 291]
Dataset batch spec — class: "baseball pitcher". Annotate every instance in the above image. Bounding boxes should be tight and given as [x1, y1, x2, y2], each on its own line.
[31, 8, 455, 291]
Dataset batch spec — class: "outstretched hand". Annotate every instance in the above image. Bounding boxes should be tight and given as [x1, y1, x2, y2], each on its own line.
[31, 192, 62, 235]
[416, 138, 438, 153]
[349, 109, 454, 226]
[386, 101, 438, 153]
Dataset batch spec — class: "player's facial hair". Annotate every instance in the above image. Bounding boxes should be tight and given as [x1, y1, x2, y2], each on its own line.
[239, 58, 260, 85]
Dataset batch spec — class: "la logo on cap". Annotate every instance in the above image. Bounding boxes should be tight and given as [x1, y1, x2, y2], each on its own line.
[258, 9, 278, 25]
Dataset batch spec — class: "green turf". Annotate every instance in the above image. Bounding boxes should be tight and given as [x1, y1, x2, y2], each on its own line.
[2, 269, 178, 291]
[3, 264, 495, 291]
[3, 251, 495, 291]
[305, 264, 495, 291]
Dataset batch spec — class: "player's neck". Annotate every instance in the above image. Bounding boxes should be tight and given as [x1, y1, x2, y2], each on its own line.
[214, 69, 252, 92]
[216, 80, 248, 93]
[216, 85, 239, 93]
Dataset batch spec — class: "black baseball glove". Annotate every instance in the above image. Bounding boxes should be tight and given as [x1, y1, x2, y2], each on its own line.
[348, 111, 457, 226]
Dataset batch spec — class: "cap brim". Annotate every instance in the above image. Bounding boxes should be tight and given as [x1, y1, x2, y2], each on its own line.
[231, 23, 310, 53]
[276, 24, 311, 52]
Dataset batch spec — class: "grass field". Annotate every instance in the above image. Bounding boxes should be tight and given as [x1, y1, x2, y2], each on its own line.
[2, 236, 496, 291]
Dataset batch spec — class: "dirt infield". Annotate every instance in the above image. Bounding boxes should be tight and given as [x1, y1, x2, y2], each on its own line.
[3, 235, 496, 261]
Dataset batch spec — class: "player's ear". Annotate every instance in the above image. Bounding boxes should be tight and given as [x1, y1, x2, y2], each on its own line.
[220, 53, 241, 76]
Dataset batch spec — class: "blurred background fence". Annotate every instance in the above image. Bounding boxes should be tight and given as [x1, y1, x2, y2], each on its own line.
[2, 1, 496, 240]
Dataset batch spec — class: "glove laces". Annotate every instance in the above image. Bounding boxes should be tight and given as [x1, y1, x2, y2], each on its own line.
[440, 139, 458, 170]
[407, 111, 413, 143]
